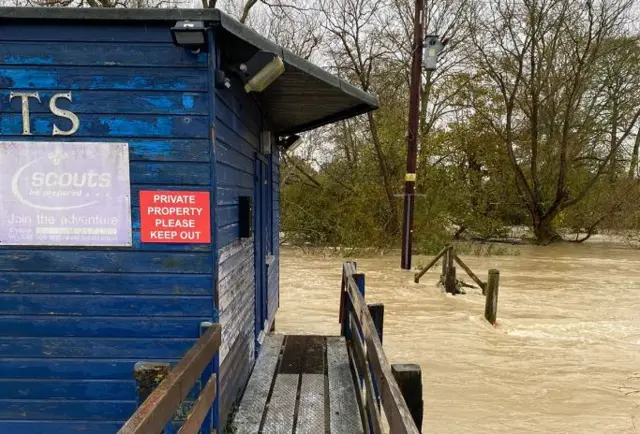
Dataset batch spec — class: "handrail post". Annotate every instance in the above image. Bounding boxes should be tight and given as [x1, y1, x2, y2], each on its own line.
[367, 303, 384, 344]
[340, 262, 358, 338]
[119, 324, 221, 434]
[368, 303, 384, 412]
[352, 272, 366, 347]
[392, 364, 423, 433]
[134, 362, 171, 434]
[199, 321, 217, 434]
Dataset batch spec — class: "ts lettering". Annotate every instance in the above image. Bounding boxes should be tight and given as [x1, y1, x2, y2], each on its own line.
[9, 91, 80, 136]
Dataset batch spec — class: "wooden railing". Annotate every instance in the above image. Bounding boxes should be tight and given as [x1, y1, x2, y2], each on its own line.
[118, 323, 221, 434]
[339, 262, 421, 434]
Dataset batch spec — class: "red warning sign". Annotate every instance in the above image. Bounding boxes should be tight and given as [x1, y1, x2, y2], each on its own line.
[139, 191, 211, 243]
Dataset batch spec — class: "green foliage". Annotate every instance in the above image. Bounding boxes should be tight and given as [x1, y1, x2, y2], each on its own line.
[279, 0, 640, 250]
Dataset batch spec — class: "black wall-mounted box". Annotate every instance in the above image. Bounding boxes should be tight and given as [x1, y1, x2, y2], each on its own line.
[238, 195, 252, 238]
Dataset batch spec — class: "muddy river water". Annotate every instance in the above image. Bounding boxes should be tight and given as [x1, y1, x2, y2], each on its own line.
[277, 243, 640, 433]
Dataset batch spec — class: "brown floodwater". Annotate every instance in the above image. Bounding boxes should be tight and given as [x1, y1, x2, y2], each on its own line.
[276, 243, 640, 433]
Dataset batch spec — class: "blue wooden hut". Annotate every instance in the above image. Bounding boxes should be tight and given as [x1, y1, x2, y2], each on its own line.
[0, 7, 378, 433]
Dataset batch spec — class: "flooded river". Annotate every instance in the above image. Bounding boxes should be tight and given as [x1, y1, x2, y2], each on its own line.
[277, 243, 640, 433]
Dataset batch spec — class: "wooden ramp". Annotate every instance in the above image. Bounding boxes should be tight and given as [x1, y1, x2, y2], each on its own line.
[231, 334, 364, 434]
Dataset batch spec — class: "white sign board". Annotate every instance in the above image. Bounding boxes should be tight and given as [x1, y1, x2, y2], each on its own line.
[0, 141, 132, 246]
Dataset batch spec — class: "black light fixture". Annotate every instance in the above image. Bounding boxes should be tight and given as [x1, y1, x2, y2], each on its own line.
[214, 69, 231, 90]
[277, 135, 301, 151]
[237, 50, 285, 93]
[171, 20, 208, 51]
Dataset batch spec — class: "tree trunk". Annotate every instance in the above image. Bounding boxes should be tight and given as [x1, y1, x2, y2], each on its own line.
[532, 217, 561, 245]
[367, 111, 400, 233]
[629, 132, 640, 179]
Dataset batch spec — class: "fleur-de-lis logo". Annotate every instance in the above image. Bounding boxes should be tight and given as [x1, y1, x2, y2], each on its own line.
[48, 145, 68, 166]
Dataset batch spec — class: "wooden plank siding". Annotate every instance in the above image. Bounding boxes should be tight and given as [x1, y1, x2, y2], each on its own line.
[0, 20, 215, 433]
[215, 71, 281, 428]
[268, 148, 281, 324]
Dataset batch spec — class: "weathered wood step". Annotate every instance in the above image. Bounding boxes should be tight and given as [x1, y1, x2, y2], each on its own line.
[230, 334, 364, 434]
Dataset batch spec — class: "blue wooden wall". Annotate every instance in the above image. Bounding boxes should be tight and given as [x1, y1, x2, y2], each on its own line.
[268, 148, 280, 321]
[0, 21, 216, 433]
[214, 69, 280, 428]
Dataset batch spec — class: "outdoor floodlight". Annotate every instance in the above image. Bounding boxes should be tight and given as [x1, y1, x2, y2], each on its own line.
[214, 70, 232, 90]
[278, 135, 302, 152]
[238, 50, 285, 93]
[423, 34, 446, 71]
[171, 20, 207, 50]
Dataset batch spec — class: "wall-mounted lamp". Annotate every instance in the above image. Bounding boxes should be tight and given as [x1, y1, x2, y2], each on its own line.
[171, 20, 208, 52]
[277, 135, 302, 152]
[237, 50, 285, 93]
[422, 34, 446, 71]
[215, 70, 231, 90]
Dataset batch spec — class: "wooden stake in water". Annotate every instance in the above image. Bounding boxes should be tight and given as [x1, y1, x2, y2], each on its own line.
[485, 269, 500, 325]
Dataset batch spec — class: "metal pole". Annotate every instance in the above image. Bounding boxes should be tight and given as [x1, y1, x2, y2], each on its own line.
[401, 0, 425, 270]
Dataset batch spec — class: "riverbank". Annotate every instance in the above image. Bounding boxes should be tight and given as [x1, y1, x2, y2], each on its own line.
[279, 226, 640, 259]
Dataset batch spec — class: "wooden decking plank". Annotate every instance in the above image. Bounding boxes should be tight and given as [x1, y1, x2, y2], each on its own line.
[295, 374, 326, 434]
[231, 334, 284, 434]
[303, 336, 325, 374]
[327, 336, 365, 434]
[279, 335, 308, 374]
[262, 373, 299, 434]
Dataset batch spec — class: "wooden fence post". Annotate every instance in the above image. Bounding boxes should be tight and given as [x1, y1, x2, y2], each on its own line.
[344, 270, 365, 341]
[199, 321, 216, 434]
[391, 364, 423, 433]
[367, 303, 384, 411]
[134, 362, 171, 434]
[441, 246, 449, 283]
[484, 269, 500, 325]
[339, 263, 349, 337]
[445, 266, 457, 294]
[367, 303, 384, 344]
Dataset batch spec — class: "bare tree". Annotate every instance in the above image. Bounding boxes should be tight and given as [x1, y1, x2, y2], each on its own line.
[466, 0, 640, 243]
[318, 0, 402, 233]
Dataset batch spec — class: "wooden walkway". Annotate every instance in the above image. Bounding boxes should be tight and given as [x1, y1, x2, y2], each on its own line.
[231, 334, 364, 434]
[119, 262, 422, 434]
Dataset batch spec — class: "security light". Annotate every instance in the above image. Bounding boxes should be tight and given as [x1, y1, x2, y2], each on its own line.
[171, 20, 207, 50]
[278, 135, 302, 151]
[423, 34, 446, 71]
[238, 50, 285, 93]
[214, 70, 231, 90]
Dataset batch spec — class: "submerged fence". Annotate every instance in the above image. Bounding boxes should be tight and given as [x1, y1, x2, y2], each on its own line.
[414, 245, 500, 325]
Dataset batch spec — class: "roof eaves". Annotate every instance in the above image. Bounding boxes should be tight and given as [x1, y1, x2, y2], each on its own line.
[215, 10, 380, 112]
[0, 7, 222, 22]
[277, 103, 374, 136]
